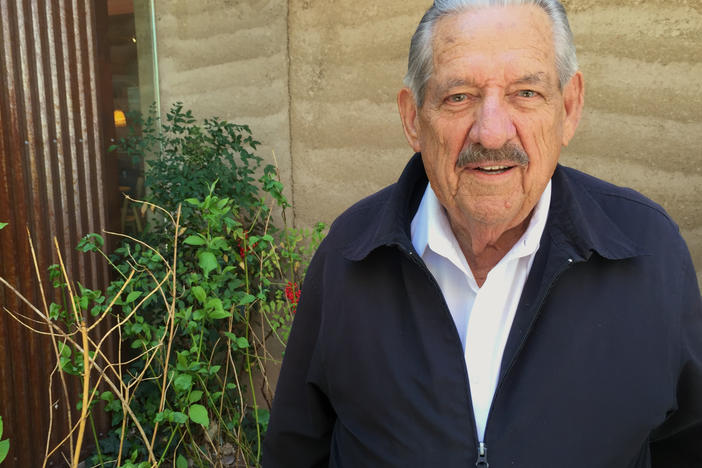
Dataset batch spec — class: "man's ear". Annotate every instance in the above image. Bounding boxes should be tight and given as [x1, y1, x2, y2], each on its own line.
[561, 71, 584, 147]
[397, 87, 422, 153]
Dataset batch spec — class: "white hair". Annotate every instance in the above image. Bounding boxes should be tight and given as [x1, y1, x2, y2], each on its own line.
[405, 0, 579, 106]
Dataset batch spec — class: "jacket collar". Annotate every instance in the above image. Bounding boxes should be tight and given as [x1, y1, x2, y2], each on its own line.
[341, 153, 427, 261]
[547, 165, 644, 261]
[341, 153, 644, 262]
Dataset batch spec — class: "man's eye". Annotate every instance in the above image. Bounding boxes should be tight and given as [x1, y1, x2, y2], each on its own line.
[447, 94, 468, 103]
[518, 90, 537, 98]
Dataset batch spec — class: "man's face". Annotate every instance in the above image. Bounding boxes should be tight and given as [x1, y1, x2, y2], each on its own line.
[399, 5, 583, 236]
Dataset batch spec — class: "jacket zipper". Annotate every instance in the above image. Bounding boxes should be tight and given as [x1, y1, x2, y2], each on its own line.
[480, 256, 577, 460]
[403, 242, 578, 466]
[475, 441, 489, 467]
[400, 246, 484, 462]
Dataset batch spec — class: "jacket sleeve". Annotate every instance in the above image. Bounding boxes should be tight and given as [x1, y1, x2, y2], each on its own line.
[649, 249, 702, 466]
[263, 249, 336, 468]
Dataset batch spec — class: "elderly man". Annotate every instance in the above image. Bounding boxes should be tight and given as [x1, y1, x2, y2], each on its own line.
[264, 1, 702, 466]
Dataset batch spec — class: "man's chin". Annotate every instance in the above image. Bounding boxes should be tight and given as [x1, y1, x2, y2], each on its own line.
[449, 189, 531, 228]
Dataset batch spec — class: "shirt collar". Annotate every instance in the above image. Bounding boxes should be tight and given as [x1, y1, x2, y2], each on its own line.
[411, 180, 552, 273]
[512, 180, 551, 259]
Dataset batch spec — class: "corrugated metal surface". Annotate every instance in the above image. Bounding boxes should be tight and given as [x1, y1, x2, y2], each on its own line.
[0, 0, 113, 466]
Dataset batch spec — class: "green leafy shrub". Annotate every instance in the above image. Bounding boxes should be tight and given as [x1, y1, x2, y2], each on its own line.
[45, 104, 324, 467]
[117, 102, 289, 235]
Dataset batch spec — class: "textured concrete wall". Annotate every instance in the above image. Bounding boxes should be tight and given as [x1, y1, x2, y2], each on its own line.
[561, 0, 702, 286]
[154, 0, 702, 285]
[154, 0, 292, 200]
[288, 0, 426, 227]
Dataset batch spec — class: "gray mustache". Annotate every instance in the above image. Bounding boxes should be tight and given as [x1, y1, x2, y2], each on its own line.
[457, 143, 529, 168]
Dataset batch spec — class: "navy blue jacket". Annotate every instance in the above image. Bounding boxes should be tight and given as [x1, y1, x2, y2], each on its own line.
[264, 154, 702, 468]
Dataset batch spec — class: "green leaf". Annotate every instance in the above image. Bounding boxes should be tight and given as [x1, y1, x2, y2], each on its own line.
[192, 309, 205, 321]
[206, 297, 222, 310]
[185, 198, 201, 206]
[189, 362, 202, 372]
[0, 416, 3, 437]
[125, 291, 142, 304]
[198, 251, 218, 277]
[191, 286, 206, 304]
[76, 233, 104, 252]
[223, 331, 236, 341]
[208, 309, 231, 320]
[209, 237, 229, 251]
[78, 294, 89, 310]
[49, 303, 61, 320]
[0, 439, 9, 464]
[0, 222, 7, 230]
[236, 337, 250, 349]
[176, 351, 189, 371]
[90, 304, 105, 317]
[238, 294, 256, 306]
[188, 404, 209, 427]
[58, 342, 71, 358]
[183, 235, 206, 246]
[172, 412, 188, 424]
[224, 217, 240, 230]
[173, 374, 193, 393]
[188, 390, 203, 403]
[130, 339, 146, 349]
[176, 454, 188, 468]
[256, 407, 271, 427]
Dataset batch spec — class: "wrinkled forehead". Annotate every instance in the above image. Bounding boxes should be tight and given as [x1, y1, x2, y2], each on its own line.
[431, 5, 558, 74]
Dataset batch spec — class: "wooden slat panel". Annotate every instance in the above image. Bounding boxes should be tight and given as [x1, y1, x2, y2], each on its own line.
[0, 0, 112, 466]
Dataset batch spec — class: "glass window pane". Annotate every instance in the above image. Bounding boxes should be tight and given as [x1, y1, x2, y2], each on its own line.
[106, 0, 158, 234]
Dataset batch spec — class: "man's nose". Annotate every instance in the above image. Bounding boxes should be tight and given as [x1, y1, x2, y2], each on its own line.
[467, 96, 517, 149]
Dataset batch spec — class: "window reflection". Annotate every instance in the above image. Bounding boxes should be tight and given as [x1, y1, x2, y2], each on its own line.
[106, 0, 157, 234]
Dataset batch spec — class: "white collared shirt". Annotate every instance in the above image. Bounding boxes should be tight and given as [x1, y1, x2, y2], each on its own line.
[410, 181, 551, 442]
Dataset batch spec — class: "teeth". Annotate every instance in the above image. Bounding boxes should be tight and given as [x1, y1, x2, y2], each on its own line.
[480, 166, 509, 171]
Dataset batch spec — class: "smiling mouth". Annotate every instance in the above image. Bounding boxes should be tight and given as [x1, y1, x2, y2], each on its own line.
[472, 165, 516, 175]
[457, 143, 529, 174]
